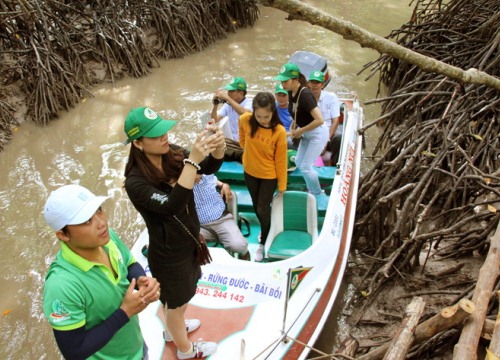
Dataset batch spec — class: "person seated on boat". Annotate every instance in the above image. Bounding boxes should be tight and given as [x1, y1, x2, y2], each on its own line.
[307, 70, 342, 166]
[123, 107, 224, 359]
[274, 83, 297, 150]
[211, 77, 253, 162]
[193, 174, 250, 260]
[42, 184, 160, 360]
[275, 63, 329, 198]
[239, 92, 288, 262]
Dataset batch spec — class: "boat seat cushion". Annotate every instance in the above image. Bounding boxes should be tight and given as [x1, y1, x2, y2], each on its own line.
[267, 231, 312, 258]
[216, 161, 336, 185]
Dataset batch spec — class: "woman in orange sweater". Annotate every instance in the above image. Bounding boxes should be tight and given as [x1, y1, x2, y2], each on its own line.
[239, 92, 288, 262]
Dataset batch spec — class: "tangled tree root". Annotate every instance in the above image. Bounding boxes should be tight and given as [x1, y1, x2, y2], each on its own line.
[0, 0, 259, 150]
[353, 0, 499, 319]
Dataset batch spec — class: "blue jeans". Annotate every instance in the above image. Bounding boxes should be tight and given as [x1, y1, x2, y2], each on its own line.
[295, 124, 329, 195]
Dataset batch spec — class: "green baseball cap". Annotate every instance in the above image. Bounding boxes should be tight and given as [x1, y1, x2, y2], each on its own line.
[274, 63, 301, 81]
[275, 83, 288, 95]
[124, 106, 176, 144]
[224, 77, 247, 91]
[308, 70, 325, 83]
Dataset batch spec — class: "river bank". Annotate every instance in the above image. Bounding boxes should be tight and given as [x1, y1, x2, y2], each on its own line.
[0, 0, 260, 151]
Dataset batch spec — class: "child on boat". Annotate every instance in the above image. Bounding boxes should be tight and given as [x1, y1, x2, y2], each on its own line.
[238, 92, 288, 262]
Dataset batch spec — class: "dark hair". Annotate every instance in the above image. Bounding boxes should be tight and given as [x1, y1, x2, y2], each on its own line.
[249, 92, 283, 137]
[297, 73, 307, 87]
[124, 140, 185, 186]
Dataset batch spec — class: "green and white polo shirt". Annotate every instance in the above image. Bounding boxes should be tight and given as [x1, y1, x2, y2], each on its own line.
[43, 228, 143, 359]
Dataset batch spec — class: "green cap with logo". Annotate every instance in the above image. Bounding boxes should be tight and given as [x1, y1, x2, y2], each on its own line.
[224, 77, 247, 91]
[275, 83, 288, 95]
[124, 106, 176, 144]
[308, 70, 325, 83]
[274, 63, 301, 81]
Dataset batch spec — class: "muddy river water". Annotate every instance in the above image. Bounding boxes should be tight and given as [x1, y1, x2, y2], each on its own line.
[0, 2, 412, 358]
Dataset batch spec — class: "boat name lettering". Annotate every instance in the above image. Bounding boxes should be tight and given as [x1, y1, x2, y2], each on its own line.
[269, 287, 283, 299]
[207, 273, 228, 285]
[254, 283, 268, 295]
[229, 277, 249, 289]
[341, 144, 355, 205]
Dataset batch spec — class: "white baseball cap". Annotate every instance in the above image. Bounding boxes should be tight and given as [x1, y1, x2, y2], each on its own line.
[43, 184, 109, 231]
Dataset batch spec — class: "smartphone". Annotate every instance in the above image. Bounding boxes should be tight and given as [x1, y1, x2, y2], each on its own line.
[205, 121, 218, 137]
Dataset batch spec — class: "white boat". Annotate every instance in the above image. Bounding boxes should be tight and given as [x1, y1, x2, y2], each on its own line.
[131, 93, 363, 359]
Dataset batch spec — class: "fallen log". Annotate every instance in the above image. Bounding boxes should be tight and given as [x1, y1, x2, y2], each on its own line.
[454, 222, 500, 360]
[382, 297, 425, 360]
[358, 298, 475, 360]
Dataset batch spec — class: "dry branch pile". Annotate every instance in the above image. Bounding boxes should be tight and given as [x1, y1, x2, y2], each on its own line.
[0, 0, 259, 150]
[350, 0, 499, 357]
[355, 0, 499, 296]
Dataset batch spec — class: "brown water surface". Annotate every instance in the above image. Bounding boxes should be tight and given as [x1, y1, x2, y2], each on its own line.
[0, 2, 412, 358]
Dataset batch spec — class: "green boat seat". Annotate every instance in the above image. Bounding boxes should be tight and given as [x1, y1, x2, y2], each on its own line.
[229, 184, 329, 217]
[216, 161, 336, 185]
[264, 191, 318, 260]
[229, 184, 255, 212]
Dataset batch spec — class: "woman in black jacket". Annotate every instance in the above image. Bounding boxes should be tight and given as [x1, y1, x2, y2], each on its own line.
[123, 106, 224, 359]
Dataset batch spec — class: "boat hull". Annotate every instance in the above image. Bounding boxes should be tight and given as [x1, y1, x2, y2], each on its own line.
[132, 100, 363, 359]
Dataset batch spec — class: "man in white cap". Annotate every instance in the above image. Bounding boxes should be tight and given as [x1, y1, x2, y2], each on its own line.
[42, 184, 160, 359]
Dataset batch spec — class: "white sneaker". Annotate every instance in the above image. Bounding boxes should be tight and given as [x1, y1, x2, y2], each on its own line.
[163, 319, 201, 342]
[177, 341, 217, 359]
[255, 244, 264, 262]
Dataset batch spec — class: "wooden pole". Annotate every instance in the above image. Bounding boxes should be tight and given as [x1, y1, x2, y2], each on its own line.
[358, 298, 475, 360]
[454, 223, 500, 360]
[382, 297, 425, 360]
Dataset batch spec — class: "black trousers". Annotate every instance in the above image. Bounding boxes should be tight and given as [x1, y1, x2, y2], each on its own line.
[244, 172, 277, 245]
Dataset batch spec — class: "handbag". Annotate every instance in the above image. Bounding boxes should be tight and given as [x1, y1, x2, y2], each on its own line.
[173, 215, 212, 266]
[290, 87, 305, 148]
[223, 137, 243, 162]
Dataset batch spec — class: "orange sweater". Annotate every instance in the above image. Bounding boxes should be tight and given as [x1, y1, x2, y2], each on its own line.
[238, 112, 288, 192]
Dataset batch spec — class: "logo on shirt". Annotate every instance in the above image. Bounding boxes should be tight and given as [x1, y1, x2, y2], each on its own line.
[151, 192, 168, 204]
[50, 299, 71, 323]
